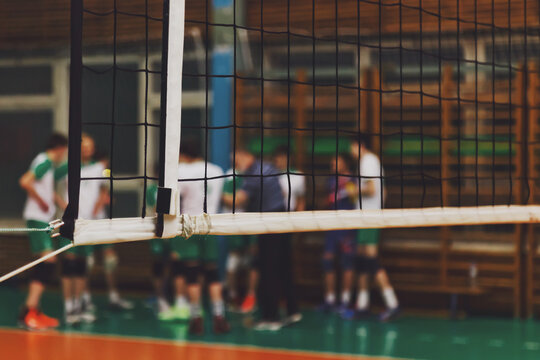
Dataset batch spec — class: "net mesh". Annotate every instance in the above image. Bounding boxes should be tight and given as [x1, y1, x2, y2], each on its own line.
[63, 0, 540, 243]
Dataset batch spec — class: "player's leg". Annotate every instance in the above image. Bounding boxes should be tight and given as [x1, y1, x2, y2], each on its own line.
[181, 236, 203, 335]
[339, 230, 356, 313]
[20, 221, 59, 330]
[240, 235, 258, 313]
[159, 237, 190, 321]
[254, 233, 281, 331]
[60, 250, 77, 324]
[320, 231, 337, 312]
[202, 235, 230, 334]
[81, 246, 95, 313]
[103, 245, 133, 310]
[150, 238, 170, 314]
[363, 229, 399, 321]
[225, 235, 243, 307]
[279, 233, 301, 326]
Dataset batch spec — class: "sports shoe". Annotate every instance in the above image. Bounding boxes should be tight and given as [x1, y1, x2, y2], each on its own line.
[188, 316, 204, 336]
[65, 309, 81, 325]
[109, 297, 134, 311]
[317, 301, 335, 313]
[281, 313, 302, 327]
[212, 315, 231, 334]
[82, 297, 96, 313]
[240, 294, 256, 313]
[379, 307, 400, 322]
[79, 308, 96, 323]
[158, 305, 190, 321]
[342, 309, 370, 320]
[254, 321, 282, 332]
[20, 308, 59, 330]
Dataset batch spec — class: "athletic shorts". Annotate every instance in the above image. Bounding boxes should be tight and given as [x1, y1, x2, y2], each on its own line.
[324, 229, 356, 269]
[150, 238, 170, 257]
[356, 229, 380, 245]
[227, 235, 257, 252]
[27, 220, 53, 255]
[171, 235, 219, 263]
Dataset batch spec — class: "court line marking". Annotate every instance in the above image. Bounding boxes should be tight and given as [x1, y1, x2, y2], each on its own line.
[0, 327, 416, 360]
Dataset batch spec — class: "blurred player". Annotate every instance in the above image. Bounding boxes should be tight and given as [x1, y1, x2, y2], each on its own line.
[18, 133, 67, 330]
[273, 146, 306, 213]
[169, 140, 230, 335]
[222, 168, 258, 313]
[346, 135, 399, 322]
[223, 148, 291, 331]
[320, 153, 357, 314]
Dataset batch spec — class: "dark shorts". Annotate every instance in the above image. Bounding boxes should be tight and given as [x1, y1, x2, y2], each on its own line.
[324, 229, 356, 270]
[171, 235, 219, 263]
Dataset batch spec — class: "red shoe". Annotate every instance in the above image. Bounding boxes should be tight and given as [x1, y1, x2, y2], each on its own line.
[240, 294, 256, 313]
[20, 308, 58, 330]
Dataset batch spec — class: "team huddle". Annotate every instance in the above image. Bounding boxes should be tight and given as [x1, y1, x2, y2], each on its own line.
[18, 133, 398, 333]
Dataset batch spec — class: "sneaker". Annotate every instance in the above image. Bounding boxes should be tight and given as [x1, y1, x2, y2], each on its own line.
[65, 310, 81, 325]
[158, 304, 190, 321]
[281, 313, 302, 327]
[337, 303, 349, 315]
[188, 316, 204, 336]
[254, 321, 282, 332]
[379, 307, 400, 322]
[82, 297, 96, 313]
[342, 309, 370, 320]
[157, 298, 170, 314]
[317, 301, 335, 313]
[240, 294, 256, 313]
[79, 308, 96, 323]
[20, 308, 59, 330]
[212, 315, 231, 334]
[109, 297, 134, 311]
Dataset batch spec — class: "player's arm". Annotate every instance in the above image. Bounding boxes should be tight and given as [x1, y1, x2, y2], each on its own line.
[222, 189, 248, 208]
[54, 192, 67, 210]
[295, 196, 306, 212]
[360, 179, 376, 197]
[92, 186, 110, 217]
[19, 171, 49, 212]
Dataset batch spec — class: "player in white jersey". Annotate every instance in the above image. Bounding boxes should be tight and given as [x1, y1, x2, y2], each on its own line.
[345, 135, 399, 322]
[164, 139, 230, 335]
[18, 133, 67, 330]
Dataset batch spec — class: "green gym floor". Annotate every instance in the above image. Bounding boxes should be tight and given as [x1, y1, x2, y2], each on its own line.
[1, 286, 540, 360]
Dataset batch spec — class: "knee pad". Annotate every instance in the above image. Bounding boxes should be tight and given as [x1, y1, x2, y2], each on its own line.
[184, 265, 200, 285]
[204, 266, 219, 284]
[73, 257, 87, 277]
[341, 253, 354, 271]
[153, 260, 165, 278]
[32, 262, 56, 285]
[365, 257, 380, 275]
[61, 258, 77, 277]
[355, 256, 368, 273]
[171, 260, 184, 277]
[226, 253, 240, 273]
[322, 256, 333, 272]
[104, 253, 118, 274]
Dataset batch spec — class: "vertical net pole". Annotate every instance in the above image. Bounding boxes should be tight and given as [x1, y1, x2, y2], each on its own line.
[157, 0, 185, 238]
[61, 0, 83, 240]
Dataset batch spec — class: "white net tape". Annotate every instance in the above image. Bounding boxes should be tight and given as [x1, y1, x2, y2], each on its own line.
[73, 205, 540, 246]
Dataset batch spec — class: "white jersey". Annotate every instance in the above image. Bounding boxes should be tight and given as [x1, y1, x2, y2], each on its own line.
[79, 161, 107, 220]
[178, 160, 224, 215]
[278, 170, 306, 211]
[23, 153, 56, 222]
[359, 152, 384, 210]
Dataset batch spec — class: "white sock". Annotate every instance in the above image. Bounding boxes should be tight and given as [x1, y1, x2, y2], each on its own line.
[73, 297, 82, 312]
[82, 291, 92, 304]
[213, 300, 225, 317]
[326, 292, 336, 305]
[65, 298, 74, 313]
[109, 290, 120, 302]
[342, 290, 351, 305]
[175, 296, 188, 308]
[356, 290, 369, 311]
[190, 302, 202, 318]
[382, 287, 398, 309]
[157, 297, 170, 312]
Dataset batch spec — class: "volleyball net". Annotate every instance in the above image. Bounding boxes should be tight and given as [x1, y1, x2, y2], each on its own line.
[58, 0, 540, 248]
